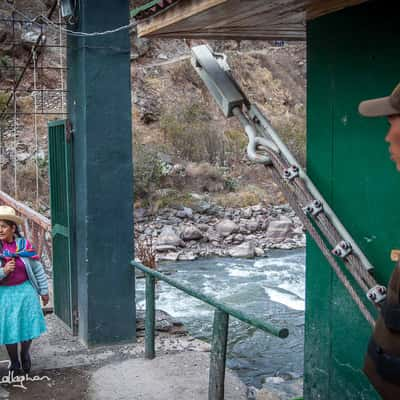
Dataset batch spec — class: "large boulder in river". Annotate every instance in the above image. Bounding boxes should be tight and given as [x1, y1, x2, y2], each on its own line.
[246, 219, 259, 232]
[156, 226, 184, 247]
[136, 309, 187, 335]
[197, 224, 209, 232]
[206, 229, 219, 242]
[155, 244, 177, 253]
[176, 207, 193, 219]
[242, 207, 253, 219]
[216, 219, 239, 237]
[181, 225, 203, 241]
[157, 252, 181, 261]
[228, 240, 256, 258]
[265, 218, 293, 243]
[178, 252, 198, 261]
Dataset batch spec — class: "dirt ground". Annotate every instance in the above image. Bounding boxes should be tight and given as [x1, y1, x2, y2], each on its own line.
[0, 367, 91, 400]
[0, 353, 247, 400]
[0, 314, 247, 400]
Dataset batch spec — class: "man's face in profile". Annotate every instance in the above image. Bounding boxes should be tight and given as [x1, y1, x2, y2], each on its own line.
[386, 115, 400, 171]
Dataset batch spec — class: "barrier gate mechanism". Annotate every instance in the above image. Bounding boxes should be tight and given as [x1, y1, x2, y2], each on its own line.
[191, 44, 384, 327]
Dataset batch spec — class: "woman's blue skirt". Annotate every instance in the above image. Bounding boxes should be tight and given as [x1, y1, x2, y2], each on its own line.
[0, 280, 47, 344]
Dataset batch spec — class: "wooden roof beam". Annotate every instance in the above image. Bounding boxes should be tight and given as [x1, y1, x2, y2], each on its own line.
[137, 0, 369, 40]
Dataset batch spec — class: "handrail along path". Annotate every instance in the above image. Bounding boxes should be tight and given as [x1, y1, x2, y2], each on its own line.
[131, 260, 289, 400]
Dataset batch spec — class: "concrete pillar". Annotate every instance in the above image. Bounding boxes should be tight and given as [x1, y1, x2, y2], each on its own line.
[67, 0, 135, 346]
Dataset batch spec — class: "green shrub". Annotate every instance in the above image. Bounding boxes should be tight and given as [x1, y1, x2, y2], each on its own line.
[37, 154, 48, 171]
[160, 103, 227, 165]
[224, 129, 247, 163]
[273, 117, 306, 167]
[0, 55, 14, 82]
[185, 162, 222, 180]
[223, 176, 239, 192]
[214, 185, 270, 208]
[153, 189, 195, 210]
[133, 142, 164, 200]
[0, 55, 12, 68]
[169, 59, 202, 87]
[0, 92, 9, 113]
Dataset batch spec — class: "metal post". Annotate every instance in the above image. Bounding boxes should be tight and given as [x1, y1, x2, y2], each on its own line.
[145, 275, 156, 359]
[208, 309, 229, 400]
[68, 0, 135, 346]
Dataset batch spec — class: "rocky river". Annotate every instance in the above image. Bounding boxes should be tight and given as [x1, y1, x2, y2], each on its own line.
[134, 202, 306, 261]
[136, 249, 305, 400]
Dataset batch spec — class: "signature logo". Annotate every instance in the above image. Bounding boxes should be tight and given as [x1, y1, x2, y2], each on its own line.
[0, 360, 51, 389]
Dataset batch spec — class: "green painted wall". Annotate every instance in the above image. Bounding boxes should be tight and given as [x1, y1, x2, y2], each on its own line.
[305, 1, 400, 398]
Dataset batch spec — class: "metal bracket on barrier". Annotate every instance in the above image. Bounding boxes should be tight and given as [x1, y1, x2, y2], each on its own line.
[367, 285, 387, 304]
[191, 45, 249, 117]
[283, 165, 299, 181]
[303, 200, 323, 217]
[332, 241, 352, 258]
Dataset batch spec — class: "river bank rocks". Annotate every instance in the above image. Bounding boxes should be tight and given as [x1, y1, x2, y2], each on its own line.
[251, 376, 303, 400]
[136, 309, 188, 336]
[135, 203, 305, 261]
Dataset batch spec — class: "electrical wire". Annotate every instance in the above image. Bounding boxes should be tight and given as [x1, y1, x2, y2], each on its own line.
[42, 14, 137, 37]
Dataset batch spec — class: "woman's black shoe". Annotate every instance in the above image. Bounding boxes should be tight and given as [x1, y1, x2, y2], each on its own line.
[8, 360, 22, 375]
[21, 354, 31, 374]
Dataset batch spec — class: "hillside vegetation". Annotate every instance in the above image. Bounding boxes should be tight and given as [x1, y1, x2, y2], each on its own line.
[131, 37, 306, 210]
[0, 1, 306, 214]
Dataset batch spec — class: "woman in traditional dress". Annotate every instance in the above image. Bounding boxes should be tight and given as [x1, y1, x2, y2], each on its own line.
[0, 205, 49, 375]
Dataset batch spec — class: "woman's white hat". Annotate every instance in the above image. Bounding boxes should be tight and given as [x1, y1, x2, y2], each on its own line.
[0, 205, 23, 225]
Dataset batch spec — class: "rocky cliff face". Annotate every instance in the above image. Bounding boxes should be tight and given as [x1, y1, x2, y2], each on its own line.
[130, 36, 306, 213]
[0, 1, 306, 237]
[131, 36, 306, 164]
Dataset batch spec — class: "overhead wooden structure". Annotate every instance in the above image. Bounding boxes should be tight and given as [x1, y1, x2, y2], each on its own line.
[136, 0, 368, 40]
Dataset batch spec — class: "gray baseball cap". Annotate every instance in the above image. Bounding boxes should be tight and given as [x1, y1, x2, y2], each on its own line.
[359, 82, 400, 117]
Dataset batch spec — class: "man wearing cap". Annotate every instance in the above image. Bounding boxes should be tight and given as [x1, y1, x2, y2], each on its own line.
[359, 83, 400, 399]
[359, 83, 400, 170]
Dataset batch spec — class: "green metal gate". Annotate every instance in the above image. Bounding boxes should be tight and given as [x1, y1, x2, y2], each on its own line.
[48, 120, 77, 335]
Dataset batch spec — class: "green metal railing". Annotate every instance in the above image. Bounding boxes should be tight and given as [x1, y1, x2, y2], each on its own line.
[130, 0, 178, 19]
[130, 0, 160, 18]
[131, 261, 289, 400]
